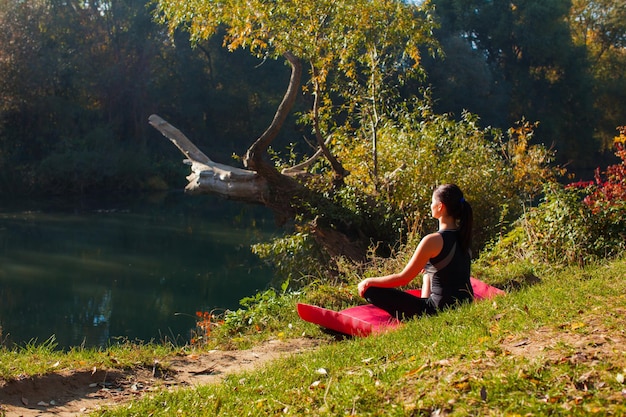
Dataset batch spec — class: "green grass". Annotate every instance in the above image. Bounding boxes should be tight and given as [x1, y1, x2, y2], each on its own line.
[92, 258, 626, 416]
[0, 337, 178, 381]
[2, 258, 625, 416]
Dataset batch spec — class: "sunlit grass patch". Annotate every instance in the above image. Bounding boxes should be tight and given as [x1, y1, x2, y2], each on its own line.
[93, 257, 626, 416]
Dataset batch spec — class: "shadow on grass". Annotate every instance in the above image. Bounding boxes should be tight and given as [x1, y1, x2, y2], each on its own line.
[501, 272, 542, 292]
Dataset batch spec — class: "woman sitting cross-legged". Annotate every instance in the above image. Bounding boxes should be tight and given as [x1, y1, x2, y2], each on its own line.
[357, 183, 474, 319]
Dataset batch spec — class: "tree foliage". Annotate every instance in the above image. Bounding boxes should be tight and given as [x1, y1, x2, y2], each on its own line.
[153, 0, 439, 178]
[570, 0, 626, 149]
[427, 0, 597, 169]
[1, 0, 625, 196]
[0, 0, 166, 192]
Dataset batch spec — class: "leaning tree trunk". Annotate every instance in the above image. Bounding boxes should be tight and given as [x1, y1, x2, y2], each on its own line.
[149, 52, 368, 263]
[148, 114, 270, 201]
[149, 52, 306, 221]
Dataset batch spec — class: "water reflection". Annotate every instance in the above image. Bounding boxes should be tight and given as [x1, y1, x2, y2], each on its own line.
[0, 193, 278, 349]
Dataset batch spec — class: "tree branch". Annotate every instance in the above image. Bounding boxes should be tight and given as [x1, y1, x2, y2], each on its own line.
[243, 51, 303, 173]
[149, 114, 269, 201]
[281, 135, 333, 177]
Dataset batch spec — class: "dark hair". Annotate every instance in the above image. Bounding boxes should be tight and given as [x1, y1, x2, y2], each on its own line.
[433, 184, 473, 251]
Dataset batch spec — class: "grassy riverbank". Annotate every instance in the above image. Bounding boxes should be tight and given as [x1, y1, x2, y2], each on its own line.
[2, 257, 625, 416]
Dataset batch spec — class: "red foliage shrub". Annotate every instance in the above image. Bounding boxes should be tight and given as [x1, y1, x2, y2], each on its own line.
[567, 127, 626, 213]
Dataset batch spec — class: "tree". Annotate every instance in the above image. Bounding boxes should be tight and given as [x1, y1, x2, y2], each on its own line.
[569, 0, 626, 149]
[0, 0, 172, 193]
[429, 0, 596, 170]
[150, 0, 438, 259]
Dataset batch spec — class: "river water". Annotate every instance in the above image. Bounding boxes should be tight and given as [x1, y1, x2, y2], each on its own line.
[0, 192, 280, 349]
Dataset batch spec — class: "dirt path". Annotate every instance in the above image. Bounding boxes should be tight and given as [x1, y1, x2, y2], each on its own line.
[0, 338, 320, 417]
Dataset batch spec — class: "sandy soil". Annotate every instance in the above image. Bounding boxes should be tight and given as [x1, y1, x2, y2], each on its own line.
[0, 338, 320, 417]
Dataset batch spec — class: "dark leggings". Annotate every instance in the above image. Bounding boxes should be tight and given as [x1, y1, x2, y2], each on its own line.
[363, 287, 438, 320]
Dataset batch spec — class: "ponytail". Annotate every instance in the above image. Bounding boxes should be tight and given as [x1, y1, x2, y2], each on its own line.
[459, 198, 473, 252]
[433, 184, 473, 252]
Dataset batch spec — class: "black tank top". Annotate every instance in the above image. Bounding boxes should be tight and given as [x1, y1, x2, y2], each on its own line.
[424, 230, 473, 309]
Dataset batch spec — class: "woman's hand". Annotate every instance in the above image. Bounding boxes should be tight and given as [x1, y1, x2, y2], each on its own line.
[358, 278, 372, 297]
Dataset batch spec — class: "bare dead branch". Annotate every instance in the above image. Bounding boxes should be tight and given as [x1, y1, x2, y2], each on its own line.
[149, 114, 269, 201]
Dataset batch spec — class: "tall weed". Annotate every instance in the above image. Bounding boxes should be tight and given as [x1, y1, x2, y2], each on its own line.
[481, 126, 626, 267]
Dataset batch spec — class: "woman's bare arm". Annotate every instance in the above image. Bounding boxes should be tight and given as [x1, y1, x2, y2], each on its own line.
[358, 233, 443, 296]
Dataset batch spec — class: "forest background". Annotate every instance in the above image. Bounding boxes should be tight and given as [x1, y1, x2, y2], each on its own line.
[1, 0, 625, 269]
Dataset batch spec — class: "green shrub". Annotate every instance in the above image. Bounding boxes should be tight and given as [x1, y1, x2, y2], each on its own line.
[258, 103, 562, 284]
[252, 229, 331, 284]
[337, 107, 561, 252]
[480, 182, 625, 268]
[480, 127, 626, 268]
[569, 128, 626, 259]
[479, 184, 594, 266]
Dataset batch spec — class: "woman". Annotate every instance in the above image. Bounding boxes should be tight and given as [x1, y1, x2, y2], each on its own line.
[357, 184, 474, 319]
